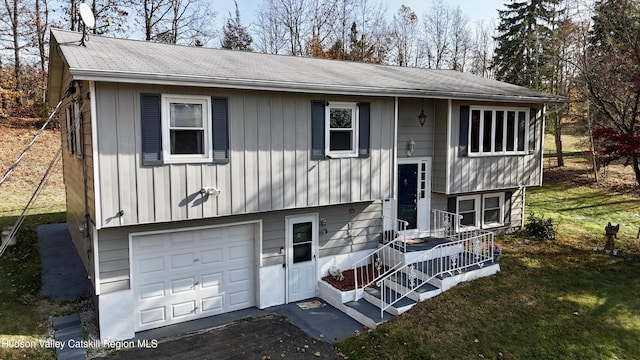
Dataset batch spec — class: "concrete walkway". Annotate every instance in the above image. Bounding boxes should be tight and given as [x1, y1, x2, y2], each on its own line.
[37, 223, 91, 301]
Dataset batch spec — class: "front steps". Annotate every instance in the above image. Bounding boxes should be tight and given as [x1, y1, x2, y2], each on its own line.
[318, 262, 500, 328]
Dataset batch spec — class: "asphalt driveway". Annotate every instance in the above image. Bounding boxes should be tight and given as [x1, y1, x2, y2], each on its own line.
[95, 313, 346, 360]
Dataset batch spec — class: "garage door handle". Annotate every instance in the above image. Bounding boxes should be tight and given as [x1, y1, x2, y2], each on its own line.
[194, 258, 200, 262]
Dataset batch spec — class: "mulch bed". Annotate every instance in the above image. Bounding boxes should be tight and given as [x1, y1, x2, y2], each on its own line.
[321, 264, 387, 292]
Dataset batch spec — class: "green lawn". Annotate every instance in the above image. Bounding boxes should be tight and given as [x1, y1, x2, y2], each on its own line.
[0, 212, 65, 360]
[335, 182, 640, 360]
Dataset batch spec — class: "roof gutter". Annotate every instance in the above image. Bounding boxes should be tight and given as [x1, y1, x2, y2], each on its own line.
[68, 69, 567, 104]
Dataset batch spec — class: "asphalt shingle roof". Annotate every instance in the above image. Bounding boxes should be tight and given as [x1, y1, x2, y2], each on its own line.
[49, 28, 563, 104]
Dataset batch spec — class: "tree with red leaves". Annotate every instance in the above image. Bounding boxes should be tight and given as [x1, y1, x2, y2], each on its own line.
[583, 0, 640, 185]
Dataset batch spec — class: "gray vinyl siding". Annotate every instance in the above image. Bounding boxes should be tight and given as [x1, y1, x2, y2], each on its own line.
[444, 101, 543, 194]
[397, 98, 435, 159]
[94, 83, 394, 228]
[61, 78, 96, 284]
[97, 201, 382, 293]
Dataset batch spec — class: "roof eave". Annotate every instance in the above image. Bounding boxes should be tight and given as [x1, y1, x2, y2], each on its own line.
[68, 69, 566, 104]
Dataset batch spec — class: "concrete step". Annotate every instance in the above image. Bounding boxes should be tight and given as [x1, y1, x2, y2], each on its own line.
[362, 286, 417, 316]
[52, 314, 87, 360]
[344, 298, 394, 329]
[385, 272, 442, 302]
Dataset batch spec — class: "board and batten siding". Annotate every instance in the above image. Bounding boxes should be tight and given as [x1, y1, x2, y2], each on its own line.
[442, 101, 543, 194]
[98, 201, 382, 293]
[60, 78, 96, 284]
[94, 83, 394, 228]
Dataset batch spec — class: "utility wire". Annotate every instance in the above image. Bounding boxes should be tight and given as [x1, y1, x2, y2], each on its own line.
[0, 145, 62, 258]
[0, 99, 64, 187]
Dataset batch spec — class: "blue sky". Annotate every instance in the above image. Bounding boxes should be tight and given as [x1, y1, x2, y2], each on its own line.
[215, 0, 506, 28]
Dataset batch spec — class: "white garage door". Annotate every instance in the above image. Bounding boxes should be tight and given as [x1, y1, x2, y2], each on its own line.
[131, 224, 255, 332]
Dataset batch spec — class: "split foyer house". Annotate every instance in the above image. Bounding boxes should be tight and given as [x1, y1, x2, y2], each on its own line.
[47, 28, 562, 340]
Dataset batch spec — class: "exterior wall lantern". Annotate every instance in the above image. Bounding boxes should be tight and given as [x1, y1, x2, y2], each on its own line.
[418, 99, 427, 126]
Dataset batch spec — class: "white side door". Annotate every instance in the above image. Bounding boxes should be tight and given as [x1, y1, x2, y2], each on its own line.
[286, 214, 318, 302]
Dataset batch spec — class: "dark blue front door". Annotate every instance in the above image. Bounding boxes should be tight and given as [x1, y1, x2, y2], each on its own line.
[398, 164, 418, 229]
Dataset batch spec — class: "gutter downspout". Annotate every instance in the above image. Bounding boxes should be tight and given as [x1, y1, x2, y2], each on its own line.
[392, 97, 399, 215]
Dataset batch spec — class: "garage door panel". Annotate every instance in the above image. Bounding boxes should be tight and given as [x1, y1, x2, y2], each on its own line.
[200, 248, 223, 265]
[133, 224, 256, 332]
[201, 296, 223, 313]
[170, 252, 196, 270]
[138, 282, 165, 300]
[200, 272, 222, 289]
[171, 277, 196, 294]
[138, 256, 165, 275]
[228, 267, 251, 284]
[228, 243, 252, 261]
[172, 300, 197, 318]
[140, 307, 166, 326]
[228, 289, 252, 308]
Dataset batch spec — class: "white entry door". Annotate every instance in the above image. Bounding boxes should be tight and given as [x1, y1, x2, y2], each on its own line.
[286, 214, 318, 302]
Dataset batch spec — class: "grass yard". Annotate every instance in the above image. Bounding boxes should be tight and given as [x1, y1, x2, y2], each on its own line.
[335, 183, 640, 359]
[0, 118, 66, 360]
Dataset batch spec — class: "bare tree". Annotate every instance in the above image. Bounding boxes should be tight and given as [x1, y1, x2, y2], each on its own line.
[391, 5, 418, 66]
[270, 0, 309, 55]
[422, 0, 450, 69]
[2, 0, 29, 106]
[449, 6, 470, 71]
[469, 20, 495, 77]
[33, 0, 49, 74]
[254, 0, 288, 54]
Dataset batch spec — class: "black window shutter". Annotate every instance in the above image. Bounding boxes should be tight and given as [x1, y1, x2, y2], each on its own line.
[504, 191, 512, 224]
[311, 100, 326, 160]
[447, 197, 457, 213]
[358, 102, 371, 158]
[212, 97, 230, 164]
[459, 106, 470, 157]
[141, 93, 162, 166]
[529, 108, 538, 153]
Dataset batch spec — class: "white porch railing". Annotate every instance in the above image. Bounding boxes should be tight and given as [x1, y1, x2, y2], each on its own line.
[432, 209, 462, 239]
[378, 226, 495, 319]
[352, 218, 408, 300]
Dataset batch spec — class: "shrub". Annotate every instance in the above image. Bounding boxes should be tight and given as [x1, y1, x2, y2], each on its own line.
[525, 212, 556, 240]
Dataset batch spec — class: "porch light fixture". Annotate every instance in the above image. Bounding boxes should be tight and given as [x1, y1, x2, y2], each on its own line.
[407, 139, 416, 157]
[418, 100, 427, 126]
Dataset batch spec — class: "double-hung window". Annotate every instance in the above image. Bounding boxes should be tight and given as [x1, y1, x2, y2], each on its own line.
[65, 102, 82, 156]
[469, 107, 529, 156]
[325, 102, 359, 157]
[161, 94, 212, 163]
[457, 193, 505, 229]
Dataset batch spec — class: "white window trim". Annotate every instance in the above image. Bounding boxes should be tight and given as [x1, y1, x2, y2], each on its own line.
[468, 106, 530, 157]
[161, 94, 212, 164]
[73, 102, 83, 157]
[457, 194, 481, 230]
[481, 193, 505, 228]
[325, 101, 359, 158]
[457, 193, 506, 230]
[65, 105, 74, 153]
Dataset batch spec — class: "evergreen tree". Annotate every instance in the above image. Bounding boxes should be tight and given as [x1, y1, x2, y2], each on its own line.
[492, 0, 560, 89]
[221, 1, 253, 51]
